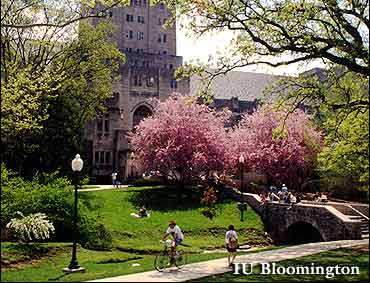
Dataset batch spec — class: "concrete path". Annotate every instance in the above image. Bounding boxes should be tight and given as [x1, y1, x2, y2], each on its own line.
[79, 185, 129, 192]
[88, 239, 368, 282]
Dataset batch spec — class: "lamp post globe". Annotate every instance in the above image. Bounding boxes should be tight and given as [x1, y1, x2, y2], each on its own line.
[64, 154, 85, 273]
[72, 154, 83, 172]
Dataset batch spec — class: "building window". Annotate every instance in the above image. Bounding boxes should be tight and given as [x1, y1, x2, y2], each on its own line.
[164, 63, 167, 69]
[169, 64, 173, 69]
[163, 34, 167, 43]
[134, 75, 143, 86]
[104, 118, 110, 135]
[158, 18, 161, 25]
[105, 152, 111, 164]
[163, 50, 167, 54]
[138, 15, 145, 24]
[97, 118, 103, 133]
[126, 30, 133, 39]
[137, 32, 144, 40]
[97, 114, 110, 136]
[160, 3, 164, 9]
[125, 47, 132, 53]
[146, 76, 155, 87]
[143, 0, 147, 7]
[158, 36, 161, 43]
[170, 78, 177, 89]
[126, 14, 134, 22]
[136, 48, 144, 53]
[95, 151, 111, 165]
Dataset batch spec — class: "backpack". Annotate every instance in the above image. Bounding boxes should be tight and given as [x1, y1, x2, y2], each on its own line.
[229, 236, 239, 249]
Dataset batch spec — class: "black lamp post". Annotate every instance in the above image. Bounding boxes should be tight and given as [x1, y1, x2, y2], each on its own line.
[63, 154, 85, 273]
[237, 154, 247, 222]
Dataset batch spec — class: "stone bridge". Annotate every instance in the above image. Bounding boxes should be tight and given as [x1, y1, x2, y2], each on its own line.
[230, 189, 369, 244]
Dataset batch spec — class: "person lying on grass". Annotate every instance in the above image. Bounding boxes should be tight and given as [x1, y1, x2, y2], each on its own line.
[161, 220, 184, 263]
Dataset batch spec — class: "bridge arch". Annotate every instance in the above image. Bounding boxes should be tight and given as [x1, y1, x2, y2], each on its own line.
[284, 221, 323, 244]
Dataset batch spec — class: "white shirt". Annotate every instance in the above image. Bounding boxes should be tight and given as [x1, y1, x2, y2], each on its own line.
[282, 185, 288, 193]
[225, 230, 238, 244]
[112, 173, 117, 180]
[166, 225, 184, 240]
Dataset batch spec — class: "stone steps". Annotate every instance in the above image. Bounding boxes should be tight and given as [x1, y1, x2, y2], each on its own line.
[346, 215, 369, 240]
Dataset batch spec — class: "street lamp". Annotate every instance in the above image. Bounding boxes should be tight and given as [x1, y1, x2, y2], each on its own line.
[237, 154, 247, 222]
[63, 154, 86, 273]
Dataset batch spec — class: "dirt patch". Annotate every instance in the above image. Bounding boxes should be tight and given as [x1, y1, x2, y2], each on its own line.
[1, 245, 70, 271]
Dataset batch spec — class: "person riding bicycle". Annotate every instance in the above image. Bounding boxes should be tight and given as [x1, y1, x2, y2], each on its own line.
[161, 220, 184, 263]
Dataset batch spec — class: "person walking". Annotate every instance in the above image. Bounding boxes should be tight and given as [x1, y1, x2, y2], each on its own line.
[225, 225, 239, 268]
[111, 172, 118, 188]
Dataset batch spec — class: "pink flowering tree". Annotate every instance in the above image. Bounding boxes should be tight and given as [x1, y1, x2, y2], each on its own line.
[226, 106, 323, 190]
[130, 94, 230, 185]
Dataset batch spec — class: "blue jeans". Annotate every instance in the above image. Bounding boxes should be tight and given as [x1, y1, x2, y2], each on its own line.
[175, 238, 183, 246]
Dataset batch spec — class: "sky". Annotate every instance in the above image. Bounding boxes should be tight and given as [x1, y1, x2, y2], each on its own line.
[176, 26, 325, 77]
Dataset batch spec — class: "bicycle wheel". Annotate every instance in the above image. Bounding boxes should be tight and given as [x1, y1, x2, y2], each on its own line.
[154, 252, 169, 272]
[175, 250, 187, 269]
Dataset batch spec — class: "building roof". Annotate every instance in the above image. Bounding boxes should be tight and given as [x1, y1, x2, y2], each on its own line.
[190, 70, 285, 101]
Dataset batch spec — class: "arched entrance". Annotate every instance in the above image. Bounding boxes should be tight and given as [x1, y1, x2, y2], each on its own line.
[132, 105, 152, 128]
[285, 222, 323, 244]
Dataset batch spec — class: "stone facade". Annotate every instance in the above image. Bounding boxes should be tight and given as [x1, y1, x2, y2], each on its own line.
[85, 1, 189, 183]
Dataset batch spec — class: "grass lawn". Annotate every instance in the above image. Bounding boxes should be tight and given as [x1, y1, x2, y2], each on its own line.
[80, 185, 270, 253]
[1, 185, 271, 282]
[190, 247, 369, 282]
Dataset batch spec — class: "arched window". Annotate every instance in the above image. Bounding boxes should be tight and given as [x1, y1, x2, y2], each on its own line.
[133, 105, 152, 128]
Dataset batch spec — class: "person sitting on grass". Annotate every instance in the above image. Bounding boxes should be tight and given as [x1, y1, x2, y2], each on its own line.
[225, 224, 239, 268]
[139, 205, 148, 217]
[161, 220, 184, 263]
[130, 206, 150, 218]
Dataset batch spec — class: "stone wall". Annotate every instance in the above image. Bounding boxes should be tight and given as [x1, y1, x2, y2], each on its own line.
[263, 203, 362, 243]
[227, 188, 364, 243]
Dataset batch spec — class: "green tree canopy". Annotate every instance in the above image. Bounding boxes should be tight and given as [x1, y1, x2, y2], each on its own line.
[317, 110, 369, 192]
[170, 0, 368, 75]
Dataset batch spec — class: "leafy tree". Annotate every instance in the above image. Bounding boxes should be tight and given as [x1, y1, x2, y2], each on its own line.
[130, 94, 230, 185]
[226, 106, 323, 190]
[317, 110, 369, 192]
[2, 21, 124, 176]
[1, 0, 126, 176]
[170, 0, 368, 75]
[266, 66, 369, 122]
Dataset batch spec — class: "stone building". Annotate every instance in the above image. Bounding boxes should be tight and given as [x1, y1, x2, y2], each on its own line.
[191, 70, 282, 126]
[84, 1, 189, 183]
[84, 2, 315, 184]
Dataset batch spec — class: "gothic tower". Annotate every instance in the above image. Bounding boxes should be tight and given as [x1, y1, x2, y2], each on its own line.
[84, 1, 189, 183]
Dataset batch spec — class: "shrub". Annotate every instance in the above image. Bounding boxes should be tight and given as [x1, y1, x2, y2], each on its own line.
[1, 164, 112, 248]
[6, 212, 55, 243]
[78, 218, 113, 251]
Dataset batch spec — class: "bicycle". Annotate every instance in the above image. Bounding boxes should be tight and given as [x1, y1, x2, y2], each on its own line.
[154, 239, 187, 272]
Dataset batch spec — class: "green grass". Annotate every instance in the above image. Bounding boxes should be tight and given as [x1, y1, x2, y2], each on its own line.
[1, 185, 270, 282]
[1, 242, 232, 282]
[80, 185, 270, 253]
[190, 247, 369, 282]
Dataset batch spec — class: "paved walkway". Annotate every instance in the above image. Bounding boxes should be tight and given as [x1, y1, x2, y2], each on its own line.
[79, 185, 129, 192]
[88, 239, 368, 282]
